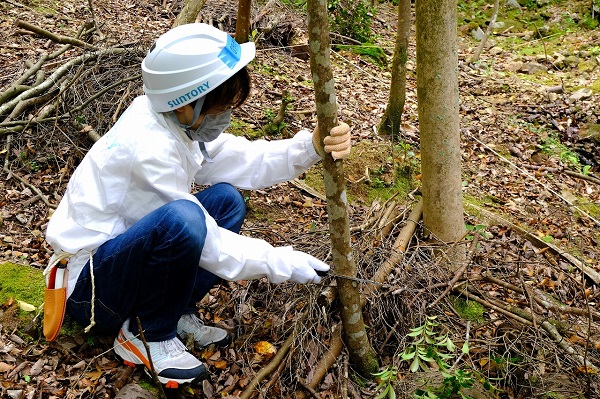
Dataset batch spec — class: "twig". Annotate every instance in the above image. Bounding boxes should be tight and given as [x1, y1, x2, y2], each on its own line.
[295, 323, 343, 399]
[0, 48, 129, 118]
[362, 199, 423, 301]
[428, 233, 480, 308]
[521, 163, 600, 185]
[135, 317, 167, 399]
[454, 286, 533, 326]
[450, 321, 470, 370]
[251, 0, 276, 25]
[240, 318, 300, 399]
[3, 167, 55, 209]
[87, 0, 105, 40]
[350, 194, 398, 233]
[466, 131, 600, 227]
[341, 354, 348, 399]
[455, 285, 599, 372]
[297, 379, 320, 399]
[467, 0, 500, 63]
[112, 81, 132, 122]
[465, 203, 600, 284]
[113, 366, 135, 390]
[482, 272, 600, 320]
[15, 20, 99, 50]
[68, 73, 141, 116]
[262, 346, 292, 394]
[290, 178, 326, 201]
[519, 272, 538, 330]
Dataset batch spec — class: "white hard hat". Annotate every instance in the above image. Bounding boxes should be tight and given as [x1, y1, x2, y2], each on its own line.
[142, 23, 256, 112]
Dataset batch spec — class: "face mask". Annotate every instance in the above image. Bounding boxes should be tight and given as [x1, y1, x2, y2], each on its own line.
[185, 109, 231, 143]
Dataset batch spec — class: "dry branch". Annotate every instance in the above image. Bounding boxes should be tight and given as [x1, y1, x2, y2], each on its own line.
[428, 232, 480, 308]
[239, 320, 298, 399]
[521, 163, 600, 185]
[482, 272, 600, 320]
[363, 198, 423, 300]
[466, 203, 600, 284]
[0, 48, 128, 118]
[15, 20, 99, 50]
[2, 168, 55, 209]
[295, 323, 343, 399]
[454, 285, 599, 372]
[467, 0, 500, 63]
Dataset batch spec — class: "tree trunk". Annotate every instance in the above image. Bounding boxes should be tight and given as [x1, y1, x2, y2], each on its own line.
[378, 0, 411, 140]
[173, 0, 207, 27]
[415, 0, 465, 270]
[235, 0, 252, 43]
[306, 0, 379, 377]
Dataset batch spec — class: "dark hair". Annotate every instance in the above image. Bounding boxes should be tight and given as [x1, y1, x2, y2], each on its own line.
[201, 67, 251, 112]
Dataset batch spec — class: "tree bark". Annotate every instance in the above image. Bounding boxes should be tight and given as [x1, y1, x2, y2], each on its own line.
[467, 0, 500, 64]
[415, 0, 465, 270]
[173, 0, 207, 27]
[306, 0, 379, 377]
[235, 0, 252, 43]
[378, 0, 411, 139]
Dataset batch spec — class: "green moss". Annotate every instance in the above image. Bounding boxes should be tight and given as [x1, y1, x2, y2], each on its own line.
[26, 0, 59, 14]
[335, 45, 388, 68]
[590, 78, 600, 93]
[450, 296, 486, 323]
[0, 262, 45, 308]
[572, 197, 600, 220]
[301, 140, 420, 206]
[229, 118, 263, 140]
[519, 43, 550, 57]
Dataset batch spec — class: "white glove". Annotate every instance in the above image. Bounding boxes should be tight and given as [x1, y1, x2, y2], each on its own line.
[289, 251, 330, 284]
[267, 246, 330, 284]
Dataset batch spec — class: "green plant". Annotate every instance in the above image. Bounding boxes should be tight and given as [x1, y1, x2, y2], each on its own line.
[399, 316, 458, 373]
[416, 368, 475, 399]
[280, 0, 307, 10]
[399, 316, 478, 399]
[465, 223, 491, 240]
[328, 0, 376, 43]
[538, 133, 582, 171]
[373, 366, 398, 399]
[262, 108, 287, 136]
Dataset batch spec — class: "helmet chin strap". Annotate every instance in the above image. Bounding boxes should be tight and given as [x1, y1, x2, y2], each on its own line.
[168, 96, 215, 163]
[183, 96, 206, 130]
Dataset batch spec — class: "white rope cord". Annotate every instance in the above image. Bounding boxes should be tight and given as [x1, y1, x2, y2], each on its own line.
[84, 252, 97, 333]
[466, 130, 600, 227]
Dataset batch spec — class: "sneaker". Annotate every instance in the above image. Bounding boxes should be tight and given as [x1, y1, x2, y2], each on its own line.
[177, 313, 231, 348]
[113, 319, 208, 388]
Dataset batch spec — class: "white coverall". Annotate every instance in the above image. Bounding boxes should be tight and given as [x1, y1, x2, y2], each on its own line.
[45, 95, 322, 299]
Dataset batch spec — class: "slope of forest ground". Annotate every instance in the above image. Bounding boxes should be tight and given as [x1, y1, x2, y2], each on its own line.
[0, 0, 599, 398]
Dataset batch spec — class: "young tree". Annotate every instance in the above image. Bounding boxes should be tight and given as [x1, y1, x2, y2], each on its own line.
[378, 0, 411, 140]
[173, 0, 207, 27]
[306, 0, 379, 376]
[235, 0, 252, 43]
[415, 0, 465, 270]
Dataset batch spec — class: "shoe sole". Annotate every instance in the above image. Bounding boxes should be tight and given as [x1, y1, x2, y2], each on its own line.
[114, 331, 207, 387]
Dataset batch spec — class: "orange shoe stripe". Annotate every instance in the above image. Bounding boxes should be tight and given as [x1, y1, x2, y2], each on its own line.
[117, 334, 151, 370]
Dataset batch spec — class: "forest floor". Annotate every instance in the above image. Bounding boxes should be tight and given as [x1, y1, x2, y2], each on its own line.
[1, 0, 600, 398]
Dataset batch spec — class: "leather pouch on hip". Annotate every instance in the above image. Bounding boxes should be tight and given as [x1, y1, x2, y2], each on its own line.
[43, 261, 68, 341]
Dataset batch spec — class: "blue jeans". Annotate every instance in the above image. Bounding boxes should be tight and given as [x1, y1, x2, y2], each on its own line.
[66, 183, 246, 341]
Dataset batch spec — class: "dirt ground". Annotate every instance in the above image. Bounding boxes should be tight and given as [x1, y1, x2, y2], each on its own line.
[1, 0, 600, 398]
